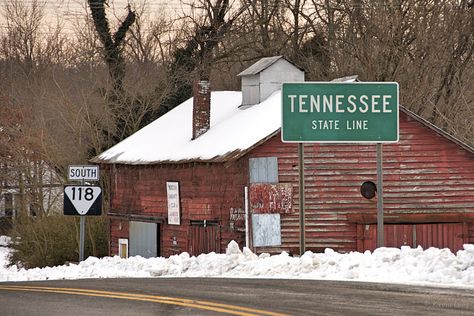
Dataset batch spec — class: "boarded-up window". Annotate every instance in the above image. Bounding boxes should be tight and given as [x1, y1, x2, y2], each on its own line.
[249, 157, 278, 183]
[129, 221, 158, 258]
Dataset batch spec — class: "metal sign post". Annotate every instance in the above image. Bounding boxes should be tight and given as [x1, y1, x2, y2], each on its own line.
[376, 143, 384, 247]
[64, 183, 103, 261]
[244, 186, 249, 248]
[65, 164, 101, 262]
[79, 217, 85, 261]
[79, 179, 85, 262]
[298, 143, 306, 255]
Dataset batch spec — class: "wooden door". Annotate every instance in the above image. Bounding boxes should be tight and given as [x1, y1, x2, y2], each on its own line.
[188, 222, 221, 256]
[360, 223, 466, 253]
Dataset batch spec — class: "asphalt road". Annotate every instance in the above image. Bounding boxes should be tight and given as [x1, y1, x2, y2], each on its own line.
[1, 278, 474, 315]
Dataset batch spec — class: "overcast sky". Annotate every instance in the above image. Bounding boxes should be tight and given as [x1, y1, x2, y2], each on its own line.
[0, 0, 184, 33]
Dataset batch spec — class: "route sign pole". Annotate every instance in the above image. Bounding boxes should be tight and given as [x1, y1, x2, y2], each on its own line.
[80, 179, 85, 262]
[65, 164, 101, 262]
[376, 143, 384, 247]
[63, 185, 102, 261]
[298, 143, 305, 255]
[79, 216, 85, 261]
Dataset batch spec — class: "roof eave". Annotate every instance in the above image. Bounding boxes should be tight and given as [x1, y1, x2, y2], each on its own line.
[400, 105, 474, 155]
[89, 129, 281, 166]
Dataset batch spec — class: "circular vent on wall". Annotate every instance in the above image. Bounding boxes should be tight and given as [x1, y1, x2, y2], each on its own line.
[360, 181, 377, 199]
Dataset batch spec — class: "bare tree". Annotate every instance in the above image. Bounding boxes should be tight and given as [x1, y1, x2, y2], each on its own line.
[178, 0, 249, 80]
[238, 0, 286, 56]
[0, 0, 66, 219]
[1, 0, 44, 72]
[88, 0, 136, 93]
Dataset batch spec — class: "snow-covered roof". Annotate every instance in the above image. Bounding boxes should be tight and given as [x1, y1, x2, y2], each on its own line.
[92, 76, 474, 166]
[91, 91, 282, 165]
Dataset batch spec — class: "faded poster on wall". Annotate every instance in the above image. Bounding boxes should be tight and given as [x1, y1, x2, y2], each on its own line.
[250, 183, 293, 214]
[166, 181, 180, 225]
[230, 207, 245, 232]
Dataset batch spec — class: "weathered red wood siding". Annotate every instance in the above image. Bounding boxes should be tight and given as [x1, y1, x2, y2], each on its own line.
[359, 223, 467, 252]
[109, 219, 129, 256]
[108, 110, 474, 256]
[109, 162, 247, 257]
[247, 112, 474, 253]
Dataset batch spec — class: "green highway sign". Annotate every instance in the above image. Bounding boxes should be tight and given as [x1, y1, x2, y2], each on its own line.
[281, 82, 399, 143]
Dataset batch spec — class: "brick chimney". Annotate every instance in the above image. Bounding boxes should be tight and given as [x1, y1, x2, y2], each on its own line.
[192, 80, 211, 139]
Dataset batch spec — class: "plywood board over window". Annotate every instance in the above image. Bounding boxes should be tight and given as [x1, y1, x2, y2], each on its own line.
[249, 157, 278, 183]
[252, 213, 281, 247]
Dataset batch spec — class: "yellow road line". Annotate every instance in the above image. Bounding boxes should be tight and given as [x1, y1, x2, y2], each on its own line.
[6, 285, 286, 315]
[0, 285, 288, 316]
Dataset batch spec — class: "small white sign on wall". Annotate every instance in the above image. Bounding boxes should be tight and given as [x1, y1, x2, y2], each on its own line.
[167, 181, 181, 225]
[118, 238, 128, 259]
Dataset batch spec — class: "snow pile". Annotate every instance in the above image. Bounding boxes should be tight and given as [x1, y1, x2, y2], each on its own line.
[1, 238, 474, 288]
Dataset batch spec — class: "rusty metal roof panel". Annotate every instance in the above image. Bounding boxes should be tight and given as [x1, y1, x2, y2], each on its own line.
[237, 56, 283, 76]
[237, 56, 304, 76]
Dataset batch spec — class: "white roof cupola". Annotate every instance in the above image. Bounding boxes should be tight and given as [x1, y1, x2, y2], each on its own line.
[237, 56, 305, 107]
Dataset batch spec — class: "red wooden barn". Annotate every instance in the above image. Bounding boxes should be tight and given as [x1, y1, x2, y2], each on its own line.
[93, 56, 474, 258]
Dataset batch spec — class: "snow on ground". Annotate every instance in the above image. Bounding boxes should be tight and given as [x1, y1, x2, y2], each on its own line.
[1, 236, 474, 288]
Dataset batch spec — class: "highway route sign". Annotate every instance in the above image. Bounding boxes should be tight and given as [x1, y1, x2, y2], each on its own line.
[281, 82, 399, 143]
[68, 165, 100, 182]
[63, 185, 102, 216]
